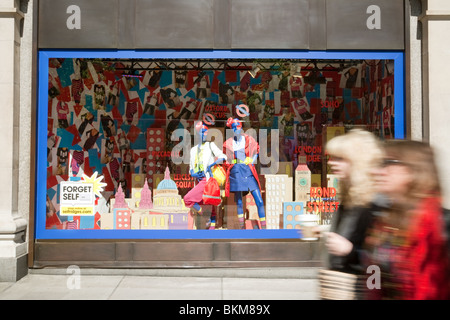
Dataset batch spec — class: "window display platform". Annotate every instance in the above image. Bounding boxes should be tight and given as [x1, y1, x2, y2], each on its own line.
[32, 240, 322, 268]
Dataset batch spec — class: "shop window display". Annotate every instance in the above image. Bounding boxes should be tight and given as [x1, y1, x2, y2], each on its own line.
[43, 56, 399, 234]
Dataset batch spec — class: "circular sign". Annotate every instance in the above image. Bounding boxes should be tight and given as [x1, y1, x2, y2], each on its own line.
[299, 178, 307, 186]
[202, 113, 215, 125]
[235, 104, 250, 117]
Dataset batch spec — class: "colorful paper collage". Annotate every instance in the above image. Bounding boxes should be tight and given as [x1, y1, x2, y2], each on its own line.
[46, 58, 395, 230]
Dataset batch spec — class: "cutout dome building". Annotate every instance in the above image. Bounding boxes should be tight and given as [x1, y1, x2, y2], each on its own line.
[148, 166, 189, 229]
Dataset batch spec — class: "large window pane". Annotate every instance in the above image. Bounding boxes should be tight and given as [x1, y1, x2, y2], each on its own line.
[45, 57, 396, 231]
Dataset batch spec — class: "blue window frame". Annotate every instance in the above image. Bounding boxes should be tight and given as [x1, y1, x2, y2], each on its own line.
[35, 50, 405, 240]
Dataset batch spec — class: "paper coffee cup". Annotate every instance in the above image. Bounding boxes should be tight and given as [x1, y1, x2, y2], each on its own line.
[298, 214, 320, 240]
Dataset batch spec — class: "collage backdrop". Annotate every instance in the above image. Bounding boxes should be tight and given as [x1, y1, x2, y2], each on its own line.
[46, 58, 394, 229]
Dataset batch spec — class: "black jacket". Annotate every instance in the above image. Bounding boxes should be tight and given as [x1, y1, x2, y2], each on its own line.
[326, 203, 378, 274]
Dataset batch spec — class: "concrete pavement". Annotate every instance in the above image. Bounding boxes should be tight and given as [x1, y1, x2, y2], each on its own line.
[0, 267, 319, 300]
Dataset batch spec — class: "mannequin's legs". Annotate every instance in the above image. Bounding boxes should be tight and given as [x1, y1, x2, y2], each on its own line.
[209, 206, 216, 230]
[235, 192, 245, 229]
[251, 189, 266, 229]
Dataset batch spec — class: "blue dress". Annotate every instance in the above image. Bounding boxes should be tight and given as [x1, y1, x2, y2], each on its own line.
[229, 148, 259, 194]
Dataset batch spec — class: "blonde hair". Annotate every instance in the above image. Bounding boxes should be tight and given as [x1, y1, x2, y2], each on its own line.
[326, 129, 384, 207]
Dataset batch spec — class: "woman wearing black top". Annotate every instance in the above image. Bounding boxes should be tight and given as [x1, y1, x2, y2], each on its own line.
[319, 129, 384, 299]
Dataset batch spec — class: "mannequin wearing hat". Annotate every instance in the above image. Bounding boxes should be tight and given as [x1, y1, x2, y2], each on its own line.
[183, 122, 226, 229]
[223, 117, 266, 229]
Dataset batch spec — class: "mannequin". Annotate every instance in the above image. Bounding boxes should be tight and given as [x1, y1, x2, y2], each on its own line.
[183, 122, 225, 229]
[223, 117, 266, 229]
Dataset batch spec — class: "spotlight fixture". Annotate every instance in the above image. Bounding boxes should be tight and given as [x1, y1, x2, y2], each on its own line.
[292, 65, 303, 78]
[248, 66, 261, 78]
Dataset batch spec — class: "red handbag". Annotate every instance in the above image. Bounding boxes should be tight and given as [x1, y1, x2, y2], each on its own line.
[202, 177, 222, 206]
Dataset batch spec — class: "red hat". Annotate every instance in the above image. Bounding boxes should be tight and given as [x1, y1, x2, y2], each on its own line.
[226, 117, 242, 129]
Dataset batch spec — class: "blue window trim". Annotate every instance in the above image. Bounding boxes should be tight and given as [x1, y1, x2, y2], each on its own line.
[36, 49, 405, 240]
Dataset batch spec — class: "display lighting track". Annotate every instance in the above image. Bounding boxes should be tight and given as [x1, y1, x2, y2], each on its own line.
[93, 58, 367, 73]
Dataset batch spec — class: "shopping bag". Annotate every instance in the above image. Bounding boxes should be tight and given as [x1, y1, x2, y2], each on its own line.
[211, 165, 226, 186]
[318, 269, 365, 300]
[202, 177, 222, 206]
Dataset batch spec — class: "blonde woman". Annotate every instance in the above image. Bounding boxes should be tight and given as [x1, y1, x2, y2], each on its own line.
[319, 129, 384, 299]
